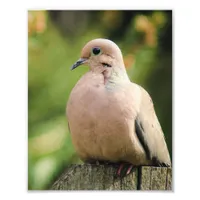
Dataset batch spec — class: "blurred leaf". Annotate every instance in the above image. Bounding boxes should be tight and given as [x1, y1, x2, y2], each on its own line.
[32, 156, 57, 189]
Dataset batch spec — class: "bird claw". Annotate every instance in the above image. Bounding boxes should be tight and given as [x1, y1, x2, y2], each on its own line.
[115, 163, 134, 178]
[85, 160, 134, 178]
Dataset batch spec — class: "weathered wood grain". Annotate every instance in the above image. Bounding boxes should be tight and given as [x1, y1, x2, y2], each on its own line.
[166, 167, 172, 190]
[139, 166, 172, 190]
[51, 164, 172, 191]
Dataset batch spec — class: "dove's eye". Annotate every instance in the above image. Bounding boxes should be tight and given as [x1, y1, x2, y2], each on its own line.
[92, 47, 101, 55]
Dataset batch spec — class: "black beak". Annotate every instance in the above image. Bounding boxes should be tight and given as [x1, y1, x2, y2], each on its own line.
[70, 58, 87, 70]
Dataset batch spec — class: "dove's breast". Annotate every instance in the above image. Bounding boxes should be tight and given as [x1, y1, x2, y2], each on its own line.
[67, 73, 149, 165]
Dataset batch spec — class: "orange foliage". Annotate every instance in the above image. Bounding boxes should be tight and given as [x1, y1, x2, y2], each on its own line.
[135, 15, 157, 47]
[28, 11, 47, 36]
[124, 54, 135, 69]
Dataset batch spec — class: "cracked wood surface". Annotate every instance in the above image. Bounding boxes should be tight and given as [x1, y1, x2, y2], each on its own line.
[51, 164, 172, 190]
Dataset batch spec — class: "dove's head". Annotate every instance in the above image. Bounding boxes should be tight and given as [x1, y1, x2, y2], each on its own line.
[71, 38, 129, 82]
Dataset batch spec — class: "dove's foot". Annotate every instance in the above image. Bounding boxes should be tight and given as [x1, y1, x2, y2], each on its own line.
[115, 163, 134, 178]
[85, 160, 134, 178]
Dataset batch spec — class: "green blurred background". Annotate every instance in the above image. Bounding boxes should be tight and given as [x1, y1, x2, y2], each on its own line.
[28, 10, 172, 190]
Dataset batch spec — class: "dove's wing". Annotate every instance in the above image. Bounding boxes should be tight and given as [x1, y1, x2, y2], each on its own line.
[134, 85, 171, 166]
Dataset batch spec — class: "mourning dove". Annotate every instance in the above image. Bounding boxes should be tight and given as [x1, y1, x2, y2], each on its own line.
[67, 38, 171, 176]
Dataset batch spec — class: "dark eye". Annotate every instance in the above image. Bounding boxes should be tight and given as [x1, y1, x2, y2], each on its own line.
[92, 47, 101, 55]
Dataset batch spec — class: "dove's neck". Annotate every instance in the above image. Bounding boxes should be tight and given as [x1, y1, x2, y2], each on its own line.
[105, 65, 130, 90]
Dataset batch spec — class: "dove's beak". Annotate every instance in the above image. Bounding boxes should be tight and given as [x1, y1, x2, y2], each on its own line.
[70, 58, 87, 70]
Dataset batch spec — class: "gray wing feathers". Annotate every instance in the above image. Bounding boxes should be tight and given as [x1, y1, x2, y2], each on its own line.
[136, 87, 171, 166]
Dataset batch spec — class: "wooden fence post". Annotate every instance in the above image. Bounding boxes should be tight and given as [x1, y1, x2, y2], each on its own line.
[51, 164, 172, 190]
